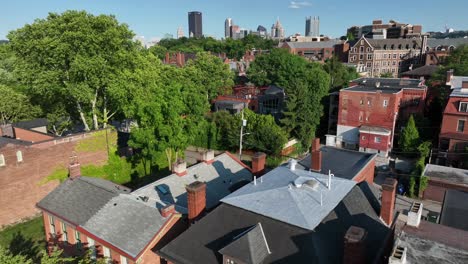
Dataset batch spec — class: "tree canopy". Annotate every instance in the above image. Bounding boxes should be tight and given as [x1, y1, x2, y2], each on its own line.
[0, 85, 40, 125]
[399, 115, 420, 155]
[248, 49, 330, 147]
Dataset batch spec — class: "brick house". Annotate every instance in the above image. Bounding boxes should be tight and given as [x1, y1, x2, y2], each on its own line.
[424, 38, 468, 66]
[348, 37, 426, 77]
[159, 162, 398, 264]
[281, 40, 342, 63]
[438, 76, 468, 167]
[421, 164, 468, 202]
[333, 78, 427, 157]
[0, 130, 110, 227]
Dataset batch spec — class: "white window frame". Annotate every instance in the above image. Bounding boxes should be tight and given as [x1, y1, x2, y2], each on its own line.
[103, 246, 111, 263]
[457, 119, 465, 132]
[120, 255, 128, 264]
[49, 215, 55, 235]
[16, 150, 23, 163]
[375, 137, 382, 143]
[459, 102, 468, 112]
[88, 238, 97, 260]
[383, 99, 388, 107]
[61, 222, 68, 243]
[0, 154, 5, 167]
[367, 54, 373, 60]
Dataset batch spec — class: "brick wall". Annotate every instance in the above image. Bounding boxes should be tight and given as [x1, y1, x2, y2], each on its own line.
[353, 158, 375, 184]
[13, 127, 54, 143]
[359, 133, 391, 152]
[0, 131, 110, 227]
[423, 179, 468, 202]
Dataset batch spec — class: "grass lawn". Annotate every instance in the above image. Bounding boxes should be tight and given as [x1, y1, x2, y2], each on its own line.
[0, 216, 45, 250]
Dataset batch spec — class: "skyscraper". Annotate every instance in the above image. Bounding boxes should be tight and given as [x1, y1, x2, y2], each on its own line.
[305, 16, 320, 37]
[177, 27, 184, 39]
[225, 18, 232, 38]
[271, 18, 285, 39]
[188, 11, 203, 38]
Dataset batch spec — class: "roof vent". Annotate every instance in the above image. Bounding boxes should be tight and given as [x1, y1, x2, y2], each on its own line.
[389, 246, 407, 264]
[375, 81, 381, 88]
[304, 179, 319, 190]
[289, 159, 297, 171]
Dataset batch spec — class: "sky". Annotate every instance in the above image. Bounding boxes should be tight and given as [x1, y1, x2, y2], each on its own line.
[1, 0, 467, 41]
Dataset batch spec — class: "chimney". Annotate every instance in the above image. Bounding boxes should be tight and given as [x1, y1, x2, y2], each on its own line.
[0, 124, 14, 138]
[381, 178, 397, 226]
[311, 138, 322, 172]
[186, 181, 206, 223]
[446, 69, 454, 86]
[251, 152, 266, 177]
[389, 246, 407, 264]
[173, 159, 187, 177]
[407, 202, 423, 227]
[160, 204, 176, 218]
[68, 162, 81, 179]
[202, 150, 215, 164]
[343, 226, 367, 264]
[462, 81, 468, 89]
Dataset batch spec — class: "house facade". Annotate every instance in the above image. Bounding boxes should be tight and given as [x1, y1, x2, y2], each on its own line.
[438, 76, 468, 167]
[334, 78, 427, 156]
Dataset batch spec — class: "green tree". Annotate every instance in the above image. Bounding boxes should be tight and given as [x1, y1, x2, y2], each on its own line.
[380, 72, 393, 78]
[148, 44, 168, 60]
[399, 115, 420, 154]
[0, 247, 31, 264]
[248, 49, 330, 147]
[323, 56, 359, 91]
[8, 10, 138, 131]
[0, 85, 40, 125]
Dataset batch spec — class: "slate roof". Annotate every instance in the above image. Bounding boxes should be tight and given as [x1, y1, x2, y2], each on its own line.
[37, 176, 131, 225]
[449, 76, 468, 90]
[283, 40, 342, 49]
[13, 118, 48, 129]
[423, 164, 468, 186]
[427, 38, 468, 48]
[297, 146, 376, 181]
[81, 194, 168, 258]
[132, 153, 252, 214]
[440, 190, 468, 231]
[364, 38, 422, 50]
[221, 166, 356, 230]
[401, 65, 439, 77]
[218, 223, 271, 264]
[160, 185, 390, 264]
[0, 137, 32, 147]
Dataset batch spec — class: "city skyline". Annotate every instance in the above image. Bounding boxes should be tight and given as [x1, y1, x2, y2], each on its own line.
[1, 0, 468, 41]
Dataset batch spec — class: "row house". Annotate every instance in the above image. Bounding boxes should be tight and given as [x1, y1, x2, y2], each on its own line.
[333, 78, 427, 157]
[438, 74, 468, 168]
[348, 37, 426, 77]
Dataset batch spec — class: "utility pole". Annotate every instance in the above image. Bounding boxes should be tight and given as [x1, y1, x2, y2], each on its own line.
[239, 109, 248, 160]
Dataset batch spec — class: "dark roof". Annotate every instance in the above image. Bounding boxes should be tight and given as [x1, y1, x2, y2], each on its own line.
[264, 85, 284, 95]
[13, 118, 48, 129]
[81, 194, 168, 258]
[423, 164, 468, 186]
[358, 181, 381, 215]
[362, 38, 422, 50]
[159, 186, 391, 264]
[218, 223, 271, 264]
[401, 65, 439, 77]
[0, 137, 32, 147]
[298, 146, 375, 180]
[440, 190, 468, 231]
[37, 176, 131, 225]
[427, 38, 468, 48]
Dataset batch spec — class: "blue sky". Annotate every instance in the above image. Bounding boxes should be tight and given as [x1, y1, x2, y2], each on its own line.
[1, 0, 467, 41]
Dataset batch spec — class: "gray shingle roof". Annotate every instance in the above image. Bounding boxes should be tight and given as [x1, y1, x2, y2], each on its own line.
[81, 194, 168, 258]
[363, 38, 422, 50]
[132, 153, 252, 213]
[401, 65, 439, 77]
[423, 164, 468, 186]
[440, 190, 468, 231]
[0, 137, 32, 147]
[221, 166, 356, 230]
[37, 176, 130, 225]
[297, 146, 376, 181]
[218, 223, 271, 264]
[160, 185, 390, 264]
[427, 38, 468, 48]
[13, 118, 48, 129]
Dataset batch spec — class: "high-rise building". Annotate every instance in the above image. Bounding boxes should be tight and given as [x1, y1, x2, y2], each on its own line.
[188, 11, 203, 38]
[305, 16, 320, 37]
[225, 18, 232, 38]
[177, 27, 184, 39]
[271, 18, 285, 39]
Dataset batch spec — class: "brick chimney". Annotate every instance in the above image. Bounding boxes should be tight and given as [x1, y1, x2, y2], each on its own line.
[251, 152, 266, 177]
[186, 181, 206, 223]
[343, 226, 367, 264]
[311, 138, 322, 172]
[202, 150, 215, 164]
[160, 204, 176, 218]
[381, 178, 397, 226]
[68, 162, 81, 179]
[173, 159, 187, 177]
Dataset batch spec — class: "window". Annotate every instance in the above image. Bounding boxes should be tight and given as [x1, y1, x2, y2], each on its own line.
[16, 151, 23, 163]
[367, 54, 373, 60]
[359, 54, 364, 60]
[366, 116, 369, 122]
[362, 136, 366, 140]
[367, 100, 371, 106]
[49, 215, 55, 236]
[360, 40, 364, 45]
[393, 54, 397, 59]
[383, 99, 388, 107]
[366, 47, 371, 52]
[360, 99, 364, 105]
[75, 230, 82, 250]
[375, 137, 381, 143]
[459, 102, 468, 112]
[61, 222, 68, 243]
[103, 246, 111, 264]
[359, 115, 363, 121]
[360, 46, 364, 52]
[366, 62, 372, 68]
[0, 154, 5, 167]
[458, 120, 465, 132]
[88, 238, 96, 260]
[120, 256, 128, 264]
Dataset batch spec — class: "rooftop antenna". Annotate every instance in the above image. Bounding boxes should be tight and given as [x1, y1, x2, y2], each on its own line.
[328, 170, 334, 190]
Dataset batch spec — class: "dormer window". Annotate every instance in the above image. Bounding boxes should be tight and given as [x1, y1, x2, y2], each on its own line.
[16, 151, 23, 163]
[459, 102, 468, 112]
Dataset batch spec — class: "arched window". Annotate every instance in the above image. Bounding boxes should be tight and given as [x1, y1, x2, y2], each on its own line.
[0, 154, 5, 167]
[366, 47, 371, 52]
[16, 151, 23, 163]
[391, 44, 395, 50]
[449, 46, 455, 51]
[383, 45, 387, 50]
[406, 44, 410, 49]
[398, 44, 402, 49]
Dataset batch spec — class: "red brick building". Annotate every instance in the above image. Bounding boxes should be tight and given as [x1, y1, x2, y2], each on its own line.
[334, 78, 427, 157]
[438, 76, 468, 167]
[281, 40, 343, 63]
